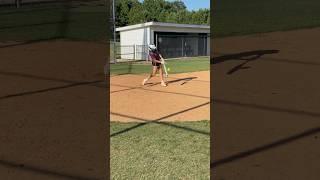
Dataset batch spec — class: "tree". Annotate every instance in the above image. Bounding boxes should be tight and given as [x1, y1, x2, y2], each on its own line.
[166, 0, 186, 13]
[115, 0, 140, 27]
[142, 0, 167, 22]
[175, 9, 190, 24]
[115, 0, 210, 26]
[128, 3, 146, 25]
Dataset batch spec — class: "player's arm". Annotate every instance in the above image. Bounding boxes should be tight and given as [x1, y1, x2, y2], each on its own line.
[159, 54, 166, 64]
[152, 57, 162, 64]
[149, 54, 160, 63]
[155, 59, 162, 63]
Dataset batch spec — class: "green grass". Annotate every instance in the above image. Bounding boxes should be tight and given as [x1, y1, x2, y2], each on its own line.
[110, 121, 210, 179]
[0, 1, 107, 42]
[214, 0, 320, 37]
[110, 57, 210, 75]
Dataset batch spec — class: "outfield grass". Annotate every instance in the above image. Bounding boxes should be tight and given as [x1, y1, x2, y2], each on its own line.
[110, 57, 210, 75]
[214, 0, 320, 37]
[0, 1, 107, 42]
[110, 121, 210, 179]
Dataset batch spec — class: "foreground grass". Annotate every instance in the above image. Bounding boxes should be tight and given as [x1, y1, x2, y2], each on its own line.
[110, 121, 210, 179]
[214, 0, 320, 37]
[110, 57, 210, 75]
[0, 1, 107, 41]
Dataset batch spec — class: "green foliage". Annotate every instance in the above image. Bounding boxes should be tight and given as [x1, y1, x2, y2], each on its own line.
[115, 0, 140, 27]
[115, 0, 210, 27]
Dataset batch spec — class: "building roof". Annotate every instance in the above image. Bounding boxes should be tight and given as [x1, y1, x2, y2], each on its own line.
[116, 22, 210, 32]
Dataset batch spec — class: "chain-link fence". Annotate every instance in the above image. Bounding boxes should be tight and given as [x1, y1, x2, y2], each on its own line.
[110, 44, 149, 63]
[112, 41, 210, 63]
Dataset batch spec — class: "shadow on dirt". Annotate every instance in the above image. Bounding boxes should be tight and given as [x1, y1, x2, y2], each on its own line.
[211, 50, 279, 74]
[0, 159, 97, 180]
[0, 80, 104, 101]
[211, 127, 320, 169]
[110, 101, 210, 137]
[211, 50, 280, 64]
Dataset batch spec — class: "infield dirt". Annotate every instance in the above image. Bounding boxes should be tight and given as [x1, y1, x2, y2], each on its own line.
[110, 71, 210, 122]
[212, 28, 320, 180]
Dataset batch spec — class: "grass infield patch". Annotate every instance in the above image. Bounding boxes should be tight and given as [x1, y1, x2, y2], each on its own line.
[110, 120, 210, 179]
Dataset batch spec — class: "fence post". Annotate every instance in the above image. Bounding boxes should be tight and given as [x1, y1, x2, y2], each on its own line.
[114, 42, 117, 63]
[16, 0, 21, 8]
[134, 44, 136, 60]
[146, 45, 148, 61]
[181, 37, 184, 57]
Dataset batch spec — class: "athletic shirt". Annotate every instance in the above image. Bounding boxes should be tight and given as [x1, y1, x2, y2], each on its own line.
[149, 51, 161, 61]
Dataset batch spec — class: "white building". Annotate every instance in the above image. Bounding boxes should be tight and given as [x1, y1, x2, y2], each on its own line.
[116, 22, 210, 60]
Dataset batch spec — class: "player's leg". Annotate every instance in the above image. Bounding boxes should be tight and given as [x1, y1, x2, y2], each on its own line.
[142, 66, 157, 85]
[159, 65, 167, 87]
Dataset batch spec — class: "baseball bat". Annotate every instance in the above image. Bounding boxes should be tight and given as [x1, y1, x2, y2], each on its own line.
[161, 57, 168, 77]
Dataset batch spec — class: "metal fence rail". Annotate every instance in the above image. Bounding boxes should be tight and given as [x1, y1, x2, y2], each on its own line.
[111, 41, 210, 63]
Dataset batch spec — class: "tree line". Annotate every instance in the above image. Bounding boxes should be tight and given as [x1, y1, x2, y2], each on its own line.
[114, 0, 210, 27]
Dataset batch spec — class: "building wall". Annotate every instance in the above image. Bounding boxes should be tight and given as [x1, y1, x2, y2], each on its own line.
[150, 26, 209, 34]
[119, 25, 210, 60]
[119, 28, 148, 60]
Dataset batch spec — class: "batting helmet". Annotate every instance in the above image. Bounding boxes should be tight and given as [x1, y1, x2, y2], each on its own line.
[148, 44, 157, 51]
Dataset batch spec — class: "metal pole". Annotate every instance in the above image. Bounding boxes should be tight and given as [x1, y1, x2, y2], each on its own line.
[181, 37, 184, 57]
[16, 0, 21, 8]
[113, 0, 117, 63]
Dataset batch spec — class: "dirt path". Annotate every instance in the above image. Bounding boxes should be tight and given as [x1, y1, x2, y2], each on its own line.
[110, 71, 210, 122]
[212, 28, 320, 179]
[0, 40, 107, 179]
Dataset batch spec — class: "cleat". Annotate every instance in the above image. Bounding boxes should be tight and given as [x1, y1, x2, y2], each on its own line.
[161, 81, 167, 87]
[142, 78, 148, 86]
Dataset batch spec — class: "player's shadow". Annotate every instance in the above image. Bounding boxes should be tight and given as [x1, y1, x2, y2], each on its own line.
[211, 50, 279, 75]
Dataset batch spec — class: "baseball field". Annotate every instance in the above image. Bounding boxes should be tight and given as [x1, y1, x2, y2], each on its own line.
[110, 58, 210, 179]
[212, 0, 320, 179]
[2, 0, 320, 179]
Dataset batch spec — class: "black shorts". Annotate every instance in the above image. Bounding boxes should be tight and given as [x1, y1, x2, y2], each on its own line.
[152, 61, 161, 67]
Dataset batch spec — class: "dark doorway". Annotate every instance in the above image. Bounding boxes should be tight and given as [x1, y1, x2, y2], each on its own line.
[155, 32, 208, 59]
